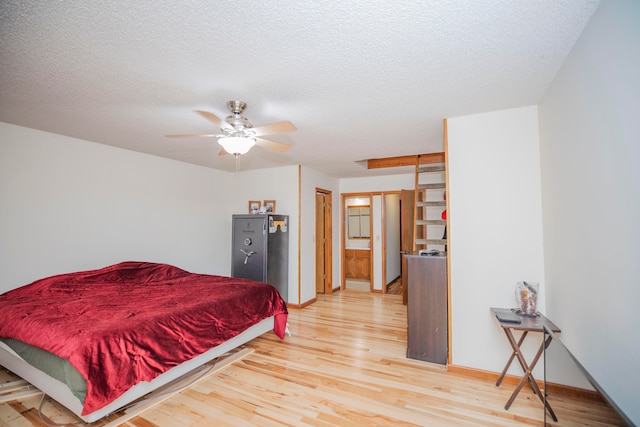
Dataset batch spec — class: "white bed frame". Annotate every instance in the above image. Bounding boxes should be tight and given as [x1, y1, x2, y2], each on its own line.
[0, 316, 274, 423]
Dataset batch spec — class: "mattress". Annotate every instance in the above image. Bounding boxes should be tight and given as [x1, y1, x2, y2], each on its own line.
[0, 316, 276, 423]
[0, 261, 288, 417]
[0, 337, 87, 402]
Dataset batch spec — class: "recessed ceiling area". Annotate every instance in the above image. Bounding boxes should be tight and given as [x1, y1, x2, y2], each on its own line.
[0, 1, 600, 177]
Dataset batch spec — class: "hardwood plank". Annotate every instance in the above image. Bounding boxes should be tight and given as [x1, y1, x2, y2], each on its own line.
[0, 291, 625, 426]
[99, 348, 254, 427]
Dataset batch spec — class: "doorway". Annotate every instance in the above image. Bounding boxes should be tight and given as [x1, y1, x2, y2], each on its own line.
[315, 188, 333, 294]
[342, 194, 372, 292]
[383, 193, 402, 294]
[340, 193, 403, 294]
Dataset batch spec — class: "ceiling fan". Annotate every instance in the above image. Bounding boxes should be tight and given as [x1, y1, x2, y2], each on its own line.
[166, 100, 296, 157]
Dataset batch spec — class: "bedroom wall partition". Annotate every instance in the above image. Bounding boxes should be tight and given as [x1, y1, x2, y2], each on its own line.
[538, 0, 639, 421]
[0, 123, 233, 294]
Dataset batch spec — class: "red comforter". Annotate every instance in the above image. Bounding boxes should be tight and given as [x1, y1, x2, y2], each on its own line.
[0, 261, 288, 415]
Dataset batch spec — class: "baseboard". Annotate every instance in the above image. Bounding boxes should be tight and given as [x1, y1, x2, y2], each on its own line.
[447, 364, 603, 401]
[545, 381, 604, 401]
[386, 275, 401, 285]
[447, 364, 523, 386]
[287, 297, 316, 309]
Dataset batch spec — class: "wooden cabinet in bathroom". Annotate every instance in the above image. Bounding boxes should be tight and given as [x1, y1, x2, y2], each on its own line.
[344, 249, 370, 279]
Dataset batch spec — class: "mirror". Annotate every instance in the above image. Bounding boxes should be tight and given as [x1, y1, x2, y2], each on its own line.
[348, 206, 370, 238]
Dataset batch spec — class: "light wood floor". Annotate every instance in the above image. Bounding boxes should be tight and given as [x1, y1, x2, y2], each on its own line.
[0, 290, 625, 426]
[344, 278, 371, 292]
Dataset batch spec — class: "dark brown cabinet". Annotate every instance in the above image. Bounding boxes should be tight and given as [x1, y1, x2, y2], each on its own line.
[405, 253, 447, 365]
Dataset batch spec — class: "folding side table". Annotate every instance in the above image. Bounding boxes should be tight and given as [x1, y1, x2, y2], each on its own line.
[490, 307, 561, 422]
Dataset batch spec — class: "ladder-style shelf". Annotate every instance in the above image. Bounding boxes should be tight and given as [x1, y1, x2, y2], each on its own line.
[414, 163, 447, 250]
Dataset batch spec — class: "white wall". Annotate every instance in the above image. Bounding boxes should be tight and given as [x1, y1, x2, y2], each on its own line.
[384, 193, 401, 284]
[300, 166, 340, 303]
[538, 0, 640, 422]
[372, 195, 383, 291]
[231, 166, 300, 304]
[447, 106, 546, 374]
[0, 123, 233, 293]
[340, 173, 414, 194]
[0, 123, 336, 308]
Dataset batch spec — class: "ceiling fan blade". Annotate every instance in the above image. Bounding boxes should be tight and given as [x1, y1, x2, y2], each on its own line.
[251, 121, 296, 136]
[255, 137, 292, 153]
[165, 133, 218, 138]
[194, 110, 223, 127]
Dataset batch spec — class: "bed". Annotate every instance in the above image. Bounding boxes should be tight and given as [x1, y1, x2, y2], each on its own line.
[0, 261, 288, 423]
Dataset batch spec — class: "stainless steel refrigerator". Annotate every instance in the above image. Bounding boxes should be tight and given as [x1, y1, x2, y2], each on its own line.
[231, 214, 289, 301]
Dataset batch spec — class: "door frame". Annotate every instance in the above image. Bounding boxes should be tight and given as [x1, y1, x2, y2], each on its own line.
[341, 192, 373, 291]
[315, 188, 333, 294]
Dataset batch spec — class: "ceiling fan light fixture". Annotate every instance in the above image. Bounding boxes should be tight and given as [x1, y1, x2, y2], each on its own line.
[218, 136, 256, 155]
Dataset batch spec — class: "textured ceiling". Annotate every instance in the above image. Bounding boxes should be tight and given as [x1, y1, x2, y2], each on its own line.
[0, 1, 600, 177]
